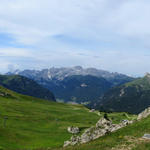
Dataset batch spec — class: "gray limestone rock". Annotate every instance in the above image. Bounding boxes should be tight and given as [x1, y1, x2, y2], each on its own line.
[64, 117, 134, 147]
[137, 107, 150, 120]
[67, 127, 80, 134]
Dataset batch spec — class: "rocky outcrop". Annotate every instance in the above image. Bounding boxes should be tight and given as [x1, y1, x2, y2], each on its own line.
[137, 107, 150, 120]
[64, 107, 150, 147]
[0, 92, 5, 97]
[67, 127, 80, 134]
[89, 109, 95, 112]
[0, 92, 10, 97]
[64, 118, 133, 147]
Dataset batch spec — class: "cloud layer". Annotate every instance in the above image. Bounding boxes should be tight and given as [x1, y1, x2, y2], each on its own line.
[0, 0, 150, 76]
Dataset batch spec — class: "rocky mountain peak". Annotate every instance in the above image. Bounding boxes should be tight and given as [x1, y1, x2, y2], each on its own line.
[7, 66, 134, 83]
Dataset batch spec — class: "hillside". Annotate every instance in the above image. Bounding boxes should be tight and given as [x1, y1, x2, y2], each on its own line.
[43, 75, 112, 103]
[97, 74, 150, 114]
[0, 75, 55, 101]
[0, 86, 99, 149]
[0, 86, 136, 150]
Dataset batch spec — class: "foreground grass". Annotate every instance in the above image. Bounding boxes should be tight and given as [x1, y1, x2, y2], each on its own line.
[0, 86, 100, 150]
[0, 86, 137, 150]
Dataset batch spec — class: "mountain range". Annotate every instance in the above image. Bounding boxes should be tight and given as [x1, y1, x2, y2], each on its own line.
[8, 66, 133, 86]
[6, 67, 150, 115]
[7, 66, 134, 103]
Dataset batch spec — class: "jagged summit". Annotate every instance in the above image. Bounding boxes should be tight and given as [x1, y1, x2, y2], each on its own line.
[6, 66, 134, 104]
[7, 66, 133, 82]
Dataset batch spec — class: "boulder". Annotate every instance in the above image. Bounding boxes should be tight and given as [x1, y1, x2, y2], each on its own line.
[67, 126, 80, 134]
[96, 118, 112, 128]
[64, 136, 81, 147]
[0, 93, 4, 96]
[64, 141, 71, 147]
[80, 127, 108, 144]
[89, 109, 95, 112]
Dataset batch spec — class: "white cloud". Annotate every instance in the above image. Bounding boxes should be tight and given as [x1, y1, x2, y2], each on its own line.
[0, 48, 32, 57]
[0, 0, 149, 45]
[0, 0, 150, 75]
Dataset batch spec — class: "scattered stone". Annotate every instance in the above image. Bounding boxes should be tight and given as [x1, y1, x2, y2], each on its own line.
[64, 140, 71, 147]
[137, 107, 150, 120]
[89, 109, 95, 112]
[64, 107, 150, 147]
[0, 92, 10, 97]
[122, 120, 133, 126]
[64, 118, 133, 147]
[67, 127, 80, 134]
[142, 134, 150, 139]
[122, 119, 128, 123]
[0, 93, 5, 96]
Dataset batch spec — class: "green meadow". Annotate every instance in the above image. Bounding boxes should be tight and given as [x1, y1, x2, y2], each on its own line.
[0, 86, 99, 150]
[0, 86, 139, 150]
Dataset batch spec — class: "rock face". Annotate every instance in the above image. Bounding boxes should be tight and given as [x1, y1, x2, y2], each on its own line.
[67, 127, 80, 134]
[8, 66, 133, 84]
[64, 118, 133, 147]
[137, 107, 150, 120]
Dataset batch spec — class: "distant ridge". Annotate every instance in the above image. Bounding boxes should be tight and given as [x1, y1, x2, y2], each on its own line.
[97, 73, 150, 114]
[7, 66, 134, 86]
[0, 74, 55, 101]
[7, 66, 134, 103]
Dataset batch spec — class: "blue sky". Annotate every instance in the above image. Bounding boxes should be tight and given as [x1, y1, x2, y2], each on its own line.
[0, 0, 150, 76]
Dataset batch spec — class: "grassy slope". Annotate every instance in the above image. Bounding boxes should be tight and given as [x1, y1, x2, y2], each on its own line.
[0, 86, 100, 150]
[0, 86, 137, 150]
[100, 76, 150, 114]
